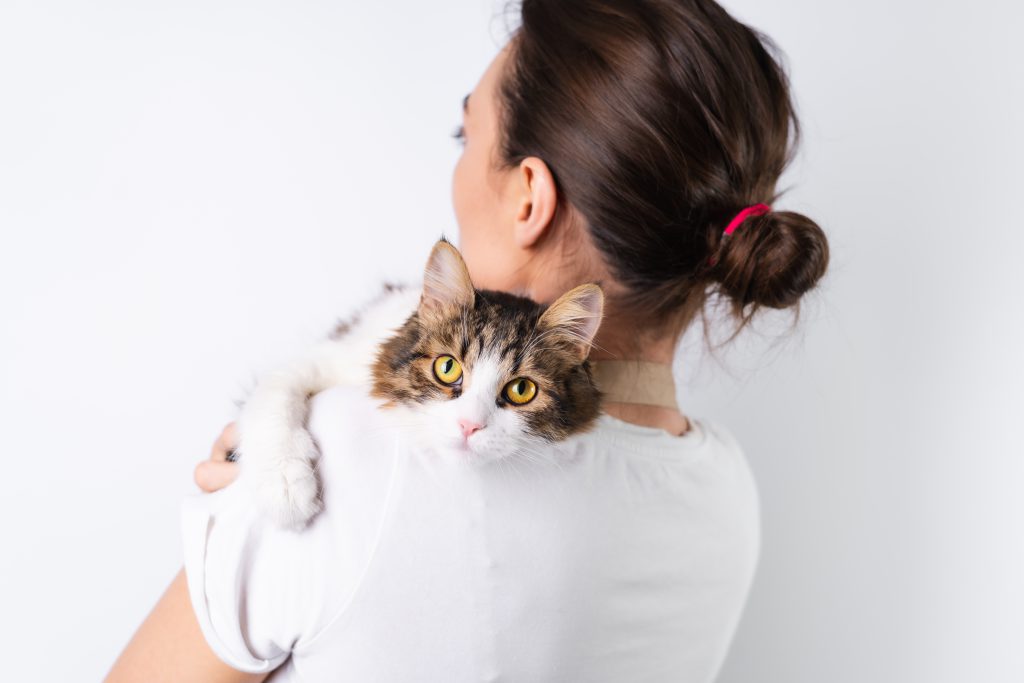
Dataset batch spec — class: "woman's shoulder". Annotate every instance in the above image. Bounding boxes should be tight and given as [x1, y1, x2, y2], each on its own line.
[580, 412, 761, 575]
[307, 383, 400, 533]
[309, 382, 403, 485]
[309, 383, 390, 437]
[576, 412, 760, 550]
[584, 411, 749, 467]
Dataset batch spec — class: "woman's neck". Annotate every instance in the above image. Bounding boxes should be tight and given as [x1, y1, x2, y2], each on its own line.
[588, 325, 677, 365]
[519, 236, 691, 435]
[588, 323, 692, 437]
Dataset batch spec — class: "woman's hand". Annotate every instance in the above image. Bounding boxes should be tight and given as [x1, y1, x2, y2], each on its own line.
[193, 422, 241, 492]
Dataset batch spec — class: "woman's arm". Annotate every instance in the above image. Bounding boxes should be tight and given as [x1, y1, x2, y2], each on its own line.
[104, 567, 266, 683]
[105, 424, 259, 683]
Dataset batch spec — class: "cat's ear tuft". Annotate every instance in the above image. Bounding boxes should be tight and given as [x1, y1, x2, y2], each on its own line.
[537, 284, 604, 361]
[420, 239, 475, 317]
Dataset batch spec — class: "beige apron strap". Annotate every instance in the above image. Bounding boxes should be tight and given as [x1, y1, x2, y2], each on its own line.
[588, 360, 679, 411]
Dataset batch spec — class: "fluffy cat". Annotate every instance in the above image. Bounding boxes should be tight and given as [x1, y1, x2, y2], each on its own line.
[234, 238, 605, 530]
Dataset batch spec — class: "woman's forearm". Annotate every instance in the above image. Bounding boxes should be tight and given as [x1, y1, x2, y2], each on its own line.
[104, 566, 267, 683]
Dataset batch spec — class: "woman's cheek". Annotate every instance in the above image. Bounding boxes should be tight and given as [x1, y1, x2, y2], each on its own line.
[450, 151, 516, 290]
[451, 153, 469, 228]
[451, 156, 487, 272]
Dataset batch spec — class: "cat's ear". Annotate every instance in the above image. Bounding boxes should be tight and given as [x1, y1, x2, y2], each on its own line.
[420, 238, 475, 317]
[537, 284, 604, 361]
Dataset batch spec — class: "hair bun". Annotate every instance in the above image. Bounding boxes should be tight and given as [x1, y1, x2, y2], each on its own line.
[712, 209, 829, 311]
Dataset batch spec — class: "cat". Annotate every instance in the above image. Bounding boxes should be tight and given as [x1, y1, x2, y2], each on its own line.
[234, 237, 605, 530]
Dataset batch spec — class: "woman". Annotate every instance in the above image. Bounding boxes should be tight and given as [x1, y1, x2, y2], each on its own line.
[107, 0, 828, 680]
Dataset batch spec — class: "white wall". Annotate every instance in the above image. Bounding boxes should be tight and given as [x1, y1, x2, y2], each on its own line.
[0, 2, 1019, 681]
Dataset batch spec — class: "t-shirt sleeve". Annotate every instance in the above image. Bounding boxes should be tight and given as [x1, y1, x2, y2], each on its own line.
[180, 483, 308, 673]
[180, 385, 398, 673]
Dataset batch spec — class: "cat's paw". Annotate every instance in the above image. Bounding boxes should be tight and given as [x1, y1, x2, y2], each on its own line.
[259, 457, 323, 530]
[239, 430, 324, 530]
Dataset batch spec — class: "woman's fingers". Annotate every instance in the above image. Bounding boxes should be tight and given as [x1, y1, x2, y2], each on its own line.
[193, 460, 239, 492]
[210, 421, 239, 461]
[195, 421, 241, 492]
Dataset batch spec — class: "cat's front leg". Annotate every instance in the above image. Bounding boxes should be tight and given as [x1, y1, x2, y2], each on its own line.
[233, 283, 421, 529]
[239, 424, 322, 529]
[234, 367, 326, 530]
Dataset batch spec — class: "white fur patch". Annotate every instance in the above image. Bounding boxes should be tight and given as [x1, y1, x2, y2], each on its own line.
[235, 284, 420, 530]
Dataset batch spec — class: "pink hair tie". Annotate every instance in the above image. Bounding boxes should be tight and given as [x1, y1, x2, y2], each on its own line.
[708, 202, 771, 266]
[724, 202, 771, 236]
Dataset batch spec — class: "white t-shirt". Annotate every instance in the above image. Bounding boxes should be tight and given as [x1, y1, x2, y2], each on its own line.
[181, 385, 760, 682]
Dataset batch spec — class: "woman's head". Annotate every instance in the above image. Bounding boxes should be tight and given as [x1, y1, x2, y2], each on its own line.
[451, 0, 829, 351]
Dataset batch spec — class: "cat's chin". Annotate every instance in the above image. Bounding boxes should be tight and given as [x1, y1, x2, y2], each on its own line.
[430, 439, 509, 465]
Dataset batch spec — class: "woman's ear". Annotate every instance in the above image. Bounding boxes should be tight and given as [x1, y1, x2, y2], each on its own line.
[513, 156, 558, 249]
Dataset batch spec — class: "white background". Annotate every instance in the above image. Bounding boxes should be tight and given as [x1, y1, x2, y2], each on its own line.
[1, 1, 1021, 681]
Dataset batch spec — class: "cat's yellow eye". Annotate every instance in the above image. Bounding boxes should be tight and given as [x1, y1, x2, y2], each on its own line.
[433, 355, 463, 385]
[503, 377, 537, 405]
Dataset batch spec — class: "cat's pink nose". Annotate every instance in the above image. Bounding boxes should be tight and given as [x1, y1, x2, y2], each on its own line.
[459, 419, 483, 438]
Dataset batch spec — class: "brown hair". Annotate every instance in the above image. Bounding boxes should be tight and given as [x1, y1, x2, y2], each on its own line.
[495, 0, 829, 346]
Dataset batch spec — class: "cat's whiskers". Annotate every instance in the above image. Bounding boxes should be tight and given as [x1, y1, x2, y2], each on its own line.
[508, 441, 554, 469]
[519, 326, 564, 359]
[506, 443, 577, 499]
[522, 322, 613, 360]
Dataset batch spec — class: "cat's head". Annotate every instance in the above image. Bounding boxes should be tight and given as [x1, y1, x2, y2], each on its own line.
[371, 238, 604, 463]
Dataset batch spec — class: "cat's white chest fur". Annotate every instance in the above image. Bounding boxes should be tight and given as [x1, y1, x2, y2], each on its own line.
[234, 284, 421, 530]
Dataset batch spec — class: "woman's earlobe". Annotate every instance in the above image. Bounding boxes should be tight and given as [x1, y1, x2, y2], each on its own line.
[513, 156, 558, 249]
